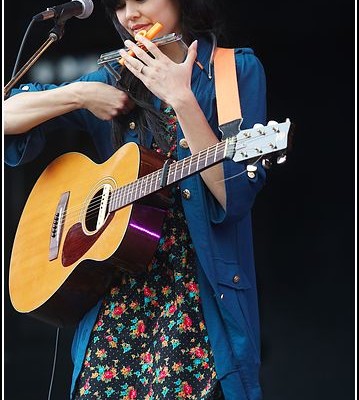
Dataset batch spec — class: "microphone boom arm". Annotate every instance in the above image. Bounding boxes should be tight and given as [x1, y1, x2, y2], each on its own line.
[4, 24, 66, 98]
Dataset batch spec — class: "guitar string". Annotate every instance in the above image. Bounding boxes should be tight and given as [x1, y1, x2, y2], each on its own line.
[12, 145, 224, 243]
[65, 137, 269, 223]
[15, 136, 275, 242]
[49, 142, 228, 222]
[13, 152, 270, 245]
[81, 153, 266, 222]
[44, 132, 271, 223]
[218, 155, 263, 183]
[43, 131, 270, 223]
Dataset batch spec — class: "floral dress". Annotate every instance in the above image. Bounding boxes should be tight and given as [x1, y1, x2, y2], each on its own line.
[73, 106, 224, 400]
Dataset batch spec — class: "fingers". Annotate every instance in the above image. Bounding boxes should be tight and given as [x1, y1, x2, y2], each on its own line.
[86, 83, 135, 120]
[121, 35, 161, 71]
[134, 35, 163, 59]
[119, 50, 146, 78]
[185, 40, 198, 65]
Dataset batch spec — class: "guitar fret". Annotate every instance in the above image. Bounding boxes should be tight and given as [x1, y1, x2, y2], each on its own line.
[118, 186, 123, 208]
[109, 141, 230, 212]
[167, 164, 175, 185]
[149, 171, 154, 194]
[126, 183, 131, 205]
[182, 158, 189, 176]
[144, 175, 148, 197]
[135, 178, 140, 200]
[114, 187, 120, 210]
[138, 178, 143, 201]
[180, 159, 185, 179]
[188, 156, 193, 175]
[173, 162, 179, 184]
[156, 170, 162, 190]
[123, 186, 128, 206]
[135, 180, 140, 202]
[195, 152, 200, 172]
[122, 186, 127, 207]
[138, 178, 145, 197]
[117, 187, 121, 208]
[208, 147, 215, 166]
[205, 147, 209, 167]
[128, 182, 133, 204]
[198, 151, 205, 170]
[117, 189, 121, 209]
[213, 143, 219, 162]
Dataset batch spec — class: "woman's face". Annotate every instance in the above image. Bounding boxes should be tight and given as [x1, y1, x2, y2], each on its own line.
[115, 0, 181, 39]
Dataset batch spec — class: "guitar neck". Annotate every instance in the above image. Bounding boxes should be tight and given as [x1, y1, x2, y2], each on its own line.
[108, 118, 292, 212]
[109, 139, 231, 212]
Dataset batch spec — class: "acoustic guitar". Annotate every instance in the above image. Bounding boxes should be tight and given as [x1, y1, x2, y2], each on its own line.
[9, 119, 292, 326]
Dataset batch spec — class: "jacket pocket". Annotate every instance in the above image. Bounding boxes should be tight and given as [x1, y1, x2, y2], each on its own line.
[215, 261, 260, 363]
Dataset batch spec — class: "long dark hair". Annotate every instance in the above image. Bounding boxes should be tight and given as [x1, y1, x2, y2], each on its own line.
[101, 0, 225, 150]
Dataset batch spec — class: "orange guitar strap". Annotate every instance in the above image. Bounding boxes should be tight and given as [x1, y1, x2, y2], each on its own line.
[213, 47, 242, 139]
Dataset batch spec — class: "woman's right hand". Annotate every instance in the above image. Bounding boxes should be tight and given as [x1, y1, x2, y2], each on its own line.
[4, 81, 134, 135]
[76, 81, 135, 120]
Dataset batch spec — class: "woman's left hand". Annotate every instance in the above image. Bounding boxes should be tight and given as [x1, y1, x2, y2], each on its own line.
[119, 36, 197, 107]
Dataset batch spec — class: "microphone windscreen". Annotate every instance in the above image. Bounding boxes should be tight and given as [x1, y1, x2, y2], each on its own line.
[75, 0, 94, 19]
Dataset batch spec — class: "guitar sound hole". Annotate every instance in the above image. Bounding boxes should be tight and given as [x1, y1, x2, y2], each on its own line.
[85, 187, 111, 232]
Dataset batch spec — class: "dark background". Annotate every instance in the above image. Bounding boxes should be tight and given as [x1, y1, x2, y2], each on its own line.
[3, 0, 355, 399]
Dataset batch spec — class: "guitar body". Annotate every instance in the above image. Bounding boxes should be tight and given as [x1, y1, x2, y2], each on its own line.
[8, 119, 292, 327]
[9, 142, 170, 327]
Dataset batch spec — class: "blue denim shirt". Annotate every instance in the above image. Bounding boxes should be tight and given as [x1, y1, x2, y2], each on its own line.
[5, 37, 267, 400]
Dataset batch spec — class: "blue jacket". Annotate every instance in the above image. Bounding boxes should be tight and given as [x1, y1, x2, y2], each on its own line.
[5, 37, 267, 399]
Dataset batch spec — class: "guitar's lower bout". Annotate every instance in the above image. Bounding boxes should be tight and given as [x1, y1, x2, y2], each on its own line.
[11, 203, 167, 328]
[9, 143, 170, 327]
[29, 260, 116, 327]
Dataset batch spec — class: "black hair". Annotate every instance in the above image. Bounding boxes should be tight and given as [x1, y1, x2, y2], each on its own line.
[101, 0, 225, 42]
[100, 0, 225, 150]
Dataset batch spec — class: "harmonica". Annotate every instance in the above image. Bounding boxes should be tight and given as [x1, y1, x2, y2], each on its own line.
[97, 32, 184, 66]
[97, 23, 204, 82]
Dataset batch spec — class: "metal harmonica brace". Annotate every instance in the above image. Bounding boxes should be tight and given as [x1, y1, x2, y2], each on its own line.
[97, 33, 184, 65]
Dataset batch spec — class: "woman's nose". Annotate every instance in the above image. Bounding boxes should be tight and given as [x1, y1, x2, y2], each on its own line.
[125, 2, 141, 19]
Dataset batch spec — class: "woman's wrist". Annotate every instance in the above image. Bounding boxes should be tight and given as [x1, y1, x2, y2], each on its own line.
[169, 89, 197, 114]
[68, 81, 88, 109]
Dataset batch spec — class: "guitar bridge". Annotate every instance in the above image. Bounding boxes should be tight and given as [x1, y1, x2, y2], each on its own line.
[49, 191, 70, 261]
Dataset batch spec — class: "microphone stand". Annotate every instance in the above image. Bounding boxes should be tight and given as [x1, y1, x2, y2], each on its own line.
[4, 21, 66, 98]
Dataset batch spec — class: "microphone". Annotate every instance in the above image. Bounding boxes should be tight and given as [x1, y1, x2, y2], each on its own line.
[33, 0, 94, 22]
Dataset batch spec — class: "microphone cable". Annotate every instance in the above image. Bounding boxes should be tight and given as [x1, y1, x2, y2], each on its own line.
[47, 327, 60, 400]
[10, 18, 36, 79]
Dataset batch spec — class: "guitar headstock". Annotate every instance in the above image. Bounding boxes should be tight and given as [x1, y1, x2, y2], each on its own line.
[227, 118, 293, 165]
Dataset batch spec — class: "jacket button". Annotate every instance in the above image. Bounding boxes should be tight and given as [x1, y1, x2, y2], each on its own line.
[233, 275, 240, 283]
[182, 189, 191, 200]
[129, 121, 136, 130]
[179, 138, 189, 149]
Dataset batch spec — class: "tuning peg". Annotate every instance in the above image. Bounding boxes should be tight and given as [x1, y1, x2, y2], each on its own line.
[276, 154, 287, 164]
[246, 164, 258, 178]
[262, 158, 272, 170]
[267, 120, 278, 126]
[253, 123, 266, 135]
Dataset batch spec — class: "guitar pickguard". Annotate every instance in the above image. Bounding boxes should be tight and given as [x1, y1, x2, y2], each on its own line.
[62, 213, 115, 267]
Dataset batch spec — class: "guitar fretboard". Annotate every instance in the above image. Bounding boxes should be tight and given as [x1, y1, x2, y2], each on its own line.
[109, 140, 229, 212]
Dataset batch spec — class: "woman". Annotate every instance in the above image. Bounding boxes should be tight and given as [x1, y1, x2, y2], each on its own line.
[4, 0, 267, 398]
